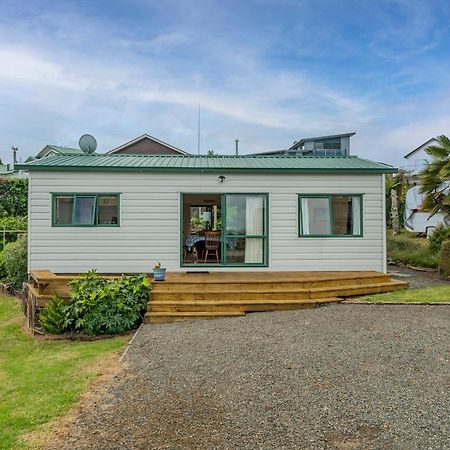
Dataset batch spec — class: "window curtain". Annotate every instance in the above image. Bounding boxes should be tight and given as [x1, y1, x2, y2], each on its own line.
[352, 196, 361, 235]
[301, 198, 310, 234]
[244, 196, 264, 263]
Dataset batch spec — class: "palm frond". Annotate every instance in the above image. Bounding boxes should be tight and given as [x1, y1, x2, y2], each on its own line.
[425, 145, 449, 159]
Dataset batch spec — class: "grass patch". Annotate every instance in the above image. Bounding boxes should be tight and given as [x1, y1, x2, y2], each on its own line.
[0, 295, 128, 449]
[387, 230, 438, 268]
[360, 285, 450, 303]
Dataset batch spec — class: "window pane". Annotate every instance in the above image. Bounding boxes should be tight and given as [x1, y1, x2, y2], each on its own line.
[331, 196, 352, 235]
[54, 196, 73, 224]
[225, 195, 265, 236]
[98, 196, 119, 225]
[300, 198, 331, 235]
[331, 196, 361, 235]
[225, 237, 264, 264]
[73, 197, 96, 225]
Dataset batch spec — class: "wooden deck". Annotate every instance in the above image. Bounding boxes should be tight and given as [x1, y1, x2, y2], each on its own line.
[145, 271, 408, 323]
[27, 270, 408, 325]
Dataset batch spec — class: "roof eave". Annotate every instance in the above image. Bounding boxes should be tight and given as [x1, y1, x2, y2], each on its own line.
[14, 164, 397, 174]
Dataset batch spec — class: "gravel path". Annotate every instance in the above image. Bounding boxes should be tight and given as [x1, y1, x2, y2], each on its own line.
[43, 305, 449, 450]
[388, 263, 450, 289]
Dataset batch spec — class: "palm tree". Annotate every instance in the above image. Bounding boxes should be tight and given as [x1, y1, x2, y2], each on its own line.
[420, 135, 450, 216]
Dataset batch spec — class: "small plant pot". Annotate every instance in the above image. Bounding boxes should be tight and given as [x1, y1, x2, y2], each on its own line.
[153, 268, 166, 281]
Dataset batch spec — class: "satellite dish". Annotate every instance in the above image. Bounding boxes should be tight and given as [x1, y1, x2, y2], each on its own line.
[79, 134, 97, 154]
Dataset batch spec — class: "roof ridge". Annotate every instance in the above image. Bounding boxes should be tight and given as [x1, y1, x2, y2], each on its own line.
[46, 153, 360, 159]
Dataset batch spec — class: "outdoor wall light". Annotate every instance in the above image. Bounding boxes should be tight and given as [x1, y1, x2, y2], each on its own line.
[218, 175, 226, 183]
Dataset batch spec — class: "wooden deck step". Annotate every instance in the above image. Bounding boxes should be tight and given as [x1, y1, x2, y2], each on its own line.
[152, 273, 391, 291]
[150, 280, 407, 302]
[148, 297, 342, 313]
[309, 280, 407, 298]
[144, 311, 246, 324]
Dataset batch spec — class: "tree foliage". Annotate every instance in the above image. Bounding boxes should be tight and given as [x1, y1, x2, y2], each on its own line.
[0, 178, 28, 218]
[420, 135, 450, 216]
[1, 237, 28, 288]
[385, 171, 408, 228]
[0, 216, 28, 250]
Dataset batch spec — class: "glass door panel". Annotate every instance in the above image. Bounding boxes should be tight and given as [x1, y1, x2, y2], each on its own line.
[224, 194, 267, 266]
[225, 237, 265, 264]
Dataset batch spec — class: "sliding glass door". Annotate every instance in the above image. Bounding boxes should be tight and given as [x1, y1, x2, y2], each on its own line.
[181, 193, 268, 267]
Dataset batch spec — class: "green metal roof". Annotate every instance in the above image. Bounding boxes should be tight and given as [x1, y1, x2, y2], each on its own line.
[15, 154, 397, 174]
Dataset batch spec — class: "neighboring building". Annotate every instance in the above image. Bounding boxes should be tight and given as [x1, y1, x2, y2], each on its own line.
[288, 132, 355, 156]
[404, 185, 448, 235]
[0, 163, 28, 178]
[402, 137, 449, 233]
[402, 137, 440, 175]
[107, 134, 188, 155]
[252, 133, 356, 157]
[17, 153, 395, 274]
[33, 145, 86, 160]
[0, 163, 13, 177]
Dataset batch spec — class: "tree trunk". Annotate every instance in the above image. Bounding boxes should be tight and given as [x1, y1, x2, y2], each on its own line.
[391, 189, 400, 235]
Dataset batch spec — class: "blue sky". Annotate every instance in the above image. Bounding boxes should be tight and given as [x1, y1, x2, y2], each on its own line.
[1, 0, 450, 166]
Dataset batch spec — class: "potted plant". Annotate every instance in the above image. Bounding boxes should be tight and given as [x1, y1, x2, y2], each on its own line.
[153, 261, 166, 281]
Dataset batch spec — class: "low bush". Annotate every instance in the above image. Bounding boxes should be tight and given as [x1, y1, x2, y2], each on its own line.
[439, 241, 450, 278]
[64, 270, 151, 336]
[39, 295, 68, 334]
[387, 231, 438, 268]
[428, 224, 450, 254]
[2, 238, 27, 288]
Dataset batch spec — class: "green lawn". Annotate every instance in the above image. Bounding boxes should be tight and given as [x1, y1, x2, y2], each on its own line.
[0, 295, 128, 450]
[387, 230, 438, 268]
[360, 285, 450, 303]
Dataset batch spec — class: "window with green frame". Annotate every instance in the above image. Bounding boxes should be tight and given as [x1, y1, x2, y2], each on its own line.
[52, 193, 120, 226]
[298, 194, 363, 237]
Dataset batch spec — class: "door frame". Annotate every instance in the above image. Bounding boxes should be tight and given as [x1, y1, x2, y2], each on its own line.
[180, 192, 269, 268]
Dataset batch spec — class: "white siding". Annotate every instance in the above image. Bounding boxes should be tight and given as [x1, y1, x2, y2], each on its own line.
[28, 171, 385, 273]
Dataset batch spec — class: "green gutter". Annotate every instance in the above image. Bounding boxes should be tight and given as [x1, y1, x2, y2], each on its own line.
[14, 165, 397, 174]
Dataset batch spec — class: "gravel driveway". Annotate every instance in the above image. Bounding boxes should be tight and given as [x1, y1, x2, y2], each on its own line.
[43, 305, 449, 450]
[388, 263, 450, 289]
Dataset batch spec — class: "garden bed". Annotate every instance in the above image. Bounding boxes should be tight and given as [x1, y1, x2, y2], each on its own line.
[387, 230, 438, 268]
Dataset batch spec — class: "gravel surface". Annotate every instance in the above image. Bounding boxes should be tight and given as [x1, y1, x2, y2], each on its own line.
[388, 263, 450, 289]
[44, 305, 449, 450]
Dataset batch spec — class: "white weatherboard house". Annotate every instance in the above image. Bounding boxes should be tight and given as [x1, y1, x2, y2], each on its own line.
[17, 154, 396, 275]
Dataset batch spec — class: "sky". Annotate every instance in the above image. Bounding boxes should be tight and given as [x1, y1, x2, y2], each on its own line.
[1, 0, 450, 167]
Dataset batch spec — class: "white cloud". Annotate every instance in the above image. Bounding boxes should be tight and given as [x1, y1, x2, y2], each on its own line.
[0, 0, 449, 164]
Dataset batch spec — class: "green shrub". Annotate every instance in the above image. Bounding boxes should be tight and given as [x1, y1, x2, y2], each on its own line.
[0, 216, 27, 251]
[0, 178, 28, 218]
[439, 241, 450, 278]
[65, 270, 151, 336]
[39, 295, 68, 334]
[428, 224, 450, 254]
[2, 238, 27, 288]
